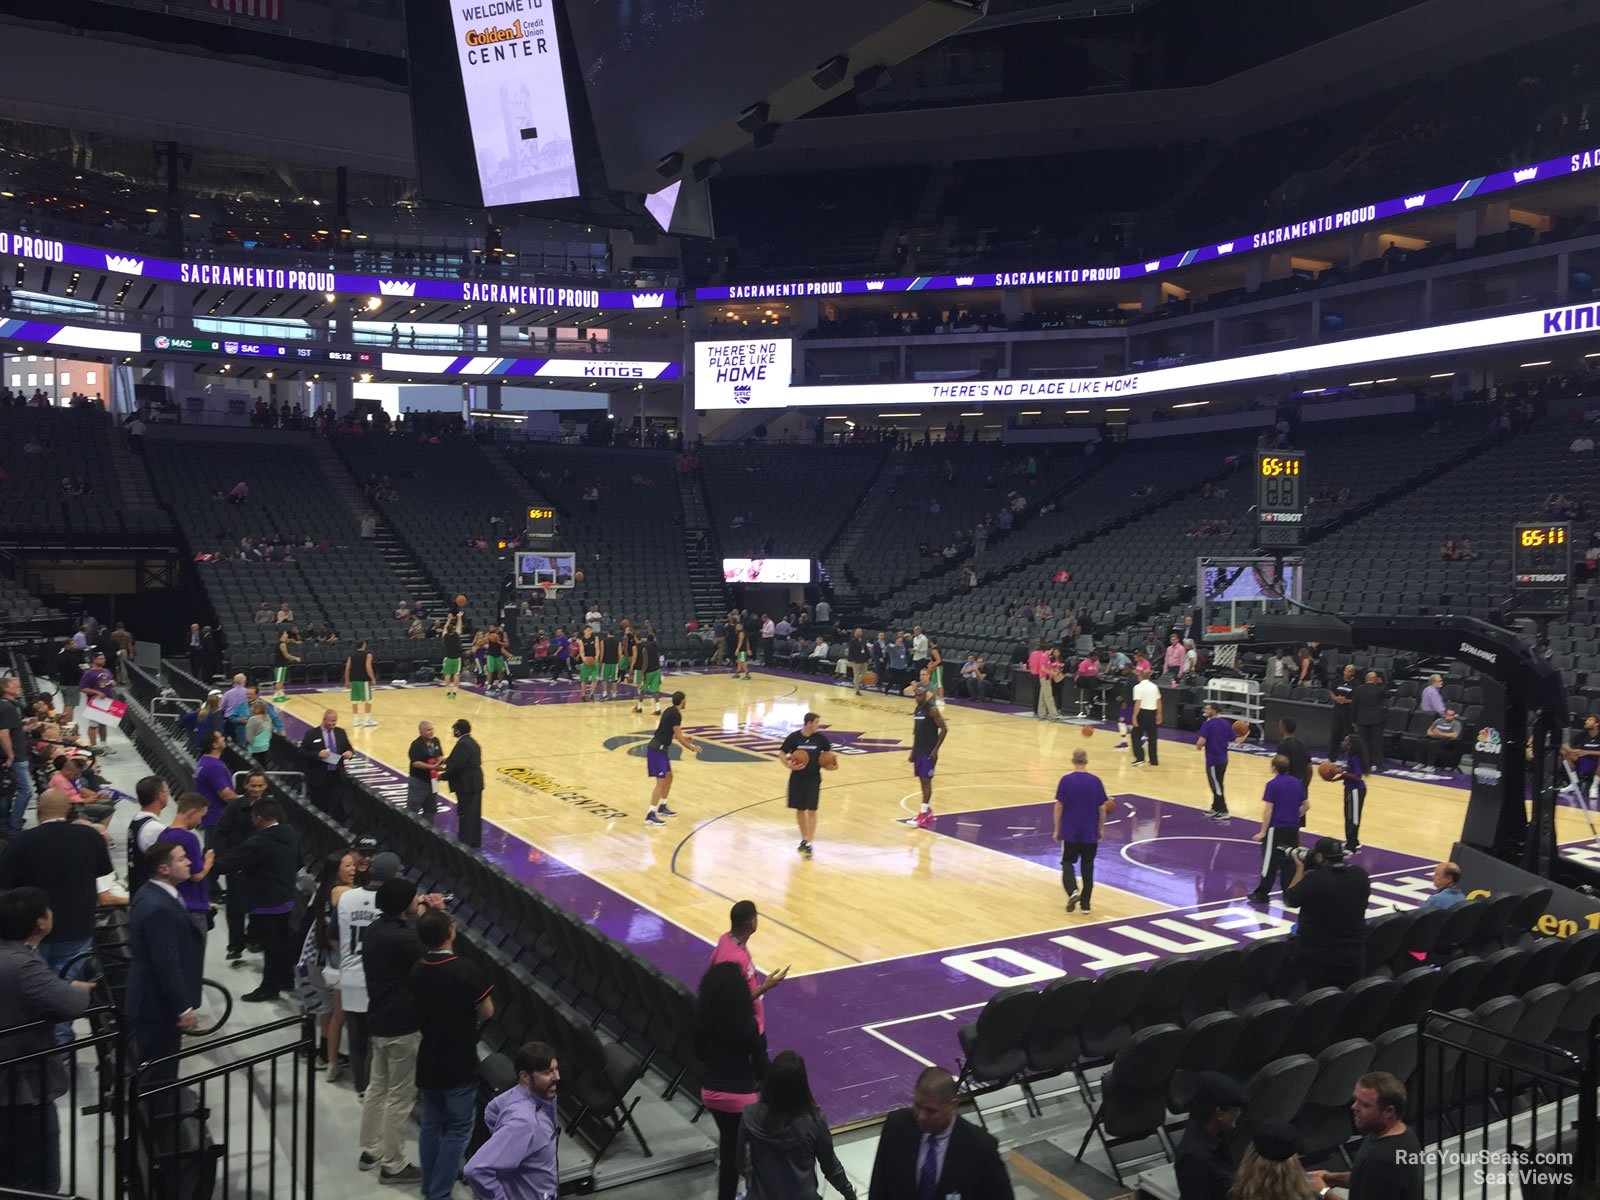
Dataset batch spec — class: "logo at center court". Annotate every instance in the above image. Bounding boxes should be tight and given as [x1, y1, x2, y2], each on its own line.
[603, 722, 904, 764]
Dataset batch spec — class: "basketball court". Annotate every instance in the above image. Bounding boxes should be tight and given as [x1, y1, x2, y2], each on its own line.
[272, 667, 1599, 1124]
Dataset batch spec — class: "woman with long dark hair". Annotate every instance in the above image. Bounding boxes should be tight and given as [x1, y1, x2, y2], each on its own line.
[304, 850, 356, 1073]
[695, 961, 766, 1200]
[739, 1050, 856, 1199]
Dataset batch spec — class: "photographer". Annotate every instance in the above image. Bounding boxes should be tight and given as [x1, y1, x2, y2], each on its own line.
[1283, 836, 1370, 992]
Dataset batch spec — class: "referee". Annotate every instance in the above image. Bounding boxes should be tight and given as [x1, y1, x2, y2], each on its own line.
[779, 713, 835, 859]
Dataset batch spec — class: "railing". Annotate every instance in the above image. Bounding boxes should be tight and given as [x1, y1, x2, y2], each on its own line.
[1416, 1009, 1598, 1197]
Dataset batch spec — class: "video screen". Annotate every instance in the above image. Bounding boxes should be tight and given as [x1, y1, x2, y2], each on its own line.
[516, 551, 576, 589]
[1203, 561, 1298, 602]
[723, 557, 811, 584]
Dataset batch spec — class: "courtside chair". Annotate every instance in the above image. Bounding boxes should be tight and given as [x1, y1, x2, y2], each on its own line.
[1074, 1023, 1188, 1185]
[1130, 956, 1198, 1029]
[1024, 975, 1095, 1084]
[956, 984, 1043, 1121]
[1279, 988, 1349, 1059]
[1237, 1054, 1317, 1148]
[1430, 897, 1487, 960]
[1368, 1026, 1419, 1103]
[1516, 936, 1569, 992]
[1329, 976, 1398, 1043]
[1472, 947, 1530, 1006]
[1464, 892, 1522, 956]
[1073, 964, 1148, 1087]
[1549, 973, 1600, 1059]
[1181, 947, 1243, 1024]
[1383, 967, 1444, 1030]
[1292, 1039, 1376, 1163]
[1554, 929, 1600, 983]
[1163, 1011, 1245, 1121]
[1503, 887, 1555, 946]
[1229, 1000, 1296, 1080]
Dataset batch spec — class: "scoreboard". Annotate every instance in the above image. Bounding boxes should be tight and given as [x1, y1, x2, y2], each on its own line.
[1255, 451, 1306, 548]
[526, 505, 557, 541]
[1510, 522, 1572, 615]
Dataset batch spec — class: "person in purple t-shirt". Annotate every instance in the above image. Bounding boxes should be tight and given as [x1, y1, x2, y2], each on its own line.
[157, 793, 217, 941]
[193, 731, 240, 900]
[77, 651, 117, 753]
[1053, 749, 1110, 914]
[1195, 702, 1244, 820]
[1248, 755, 1308, 905]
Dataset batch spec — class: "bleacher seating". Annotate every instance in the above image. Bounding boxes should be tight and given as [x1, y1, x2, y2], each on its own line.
[698, 443, 890, 559]
[144, 434, 419, 675]
[0, 405, 168, 538]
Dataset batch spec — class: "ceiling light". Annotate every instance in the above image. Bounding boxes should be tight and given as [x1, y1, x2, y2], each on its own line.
[1520, 360, 1551, 367]
[1106, 407, 1130, 413]
[1429, 372, 1455, 378]
[1172, 400, 1209, 409]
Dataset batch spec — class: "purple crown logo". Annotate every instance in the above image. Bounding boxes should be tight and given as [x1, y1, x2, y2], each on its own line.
[733, 383, 753, 405]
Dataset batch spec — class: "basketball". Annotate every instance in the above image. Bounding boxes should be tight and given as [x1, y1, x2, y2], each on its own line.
[575, 570, 585, 582]
[819, 750, 839, 770]
[1232, 719, 1250, 738]
[861, 671, 878, 686]
[1080, 725, 1094, 738]
[1103, 798, 1116, 815]
[788, 748, 811, 770]
[454, 593, 468, 608]
[1317, 761, 1341, 781]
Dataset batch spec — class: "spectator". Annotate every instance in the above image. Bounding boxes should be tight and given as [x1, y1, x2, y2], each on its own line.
[709, 900, 786, 1036]
[1419, 861, 1466, 910]
[253, 602, 275, 626]
[193, 729, 240, 868]
[738, 1049, 856, 1200]
[300, 709, 354, 821]
[228, 480, 249, 504]
[212, 798, 301, 1003]
[0, 887, 95, 1193]
[439, 719, 483, 848]
[1422, 706, 1464, 772]
[1419, 674, 1446, 716]
[464, 1041, 562, 1199]
[696, 961, 767, 1200]
[180, 691, 228, 752]
[814, 598, 831, 627]
[807, 636, 830, 672]
[1163, 633, 1185, 682]
[1438, 539, 1460, 562]
[358, 877, 440, 1184]
[77, 651, 118, 753]
[1351, 671, 1388, 773]
[410, 909, 494, 1200]
[216, 771, 265, 960]
[156, 793, 217, 941]
[125, 775, 171, 893]
[0, 789, 111, 1040]
[960, 654, 988, 701]
[867, 1066, 1013, 1199]
[1283, 837, 1370, 991]
[220, 672, 249, 718]
[46, 755, 107, 805]
[244, 699, 275, 754]
[1307, 1073, 1422, 1199]
[1456, 537, 1479, 561]
[407, 720, 443, 821]
[1228, 1119, 1315, 1200]
[126, 841, 203, 1085]
[0, 674, 32, 835]
[1173, 1071, 1247, 1200]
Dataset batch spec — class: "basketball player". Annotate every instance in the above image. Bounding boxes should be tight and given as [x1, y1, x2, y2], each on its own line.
[621, 621, 641, 699]
[345, 639, 376, 727]
[1053, 748, 1109, 913]
[780, 712, 835, 857]
[1195, 702, 1242, 820]
[906, 683, 948, 828]
[483, 625, 508, 694]
[1248, 754, 1307, 905]
[733, 621, 751, 681]
[644, 691, 700, 826]
[927, 638, 946, 703]
[632, 631, 664, 715]
[600, 625, 624, 700]
[576, 624, 600, 701]
[1561, 714, 1600, 808]
[1327, 731, 1369, 852]
[439, 610, 464, 699]
[273, 627, 300, 703]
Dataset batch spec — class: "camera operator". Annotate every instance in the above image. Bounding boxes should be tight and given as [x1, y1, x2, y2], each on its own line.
[1283, 836, 1370, 991]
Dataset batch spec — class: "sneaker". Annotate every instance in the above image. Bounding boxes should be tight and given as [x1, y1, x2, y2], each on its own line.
[1113, 741, 1129, 749]
[644, 812, 666, 826]
[913, 810, 935, 829]
[1066, 893, 1079, 912]
[326, 1060, 345, 1083]
[271, 695, 288, 704]
[1245, 892, 1270, 906]
[1080, 903, 1092, 914]
[1206, 810, 1229, 821]
[799, 841, 813, 858]
[1347, 843, 1362, 854]
[359, 1153, 380, 1173]
[225, 947, 243, 961]
[379, 1165, 421, 1185]
[656, 803, 677, 817]
[1130, 760, 1146, 768]
[633, 705, 642, 714]
[366, 719, 379, 727]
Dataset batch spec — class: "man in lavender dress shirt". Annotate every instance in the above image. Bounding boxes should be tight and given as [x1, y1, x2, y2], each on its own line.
[464, 1041, 560, 1200]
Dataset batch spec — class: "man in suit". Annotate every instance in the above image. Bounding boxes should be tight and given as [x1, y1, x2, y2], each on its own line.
[211, 798, 301, 1003]
[299, 708, 353, 821]
[126, 841, 203, 1085]
[439, 719, 484, 849]
[868, 1066, 1013, 1199]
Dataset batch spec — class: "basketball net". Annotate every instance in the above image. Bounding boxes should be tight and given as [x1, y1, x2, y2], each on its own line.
[1213, 644, 1238, 668]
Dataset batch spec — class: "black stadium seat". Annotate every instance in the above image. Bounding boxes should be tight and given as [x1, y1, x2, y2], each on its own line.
[1293, 1039, 1376, 1162]
[1075, 1023, 1189, 1184]
[956, 985, 1043, 1115]
[1024, 976, 1095, 1081]
[1164, 1011, 1245, 1119]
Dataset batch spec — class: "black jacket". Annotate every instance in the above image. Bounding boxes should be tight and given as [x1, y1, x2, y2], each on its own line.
[1352, 682, 1388, 725]
[694, 1015, 766, 1096]
[442, 734, 483, 796]
[212, 796, 256, 856]
[126, 882, 205, 1024]
[299, 725, 352, 775]
[214, 822, 301, 911]
[867, 1107, 1013, 1199]
[1173, 1124, 1235, 1200]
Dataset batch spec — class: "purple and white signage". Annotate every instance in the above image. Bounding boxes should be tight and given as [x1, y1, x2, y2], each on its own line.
[0, 231, 657, 311]
[450, 0, 581, 206]
[695, 298, 1600, 410]
[692, 337, 793, 406]
[694, 143, 1600, 301]
[381, 352, 680, 379]
[0, 315, 139, 354]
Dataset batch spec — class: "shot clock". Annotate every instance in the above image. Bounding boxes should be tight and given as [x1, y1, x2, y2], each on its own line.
[1255, 450, 1306, 548]
[1510, 522, 1571, 615]
[526, 505, 557, 541]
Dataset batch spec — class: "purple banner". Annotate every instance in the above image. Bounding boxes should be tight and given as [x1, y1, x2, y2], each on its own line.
[695, 144, 1600, 301]
[0, 231, 667, 312]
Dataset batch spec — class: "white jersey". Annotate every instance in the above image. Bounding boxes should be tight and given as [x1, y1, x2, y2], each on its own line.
[335, 886, 381, 1012]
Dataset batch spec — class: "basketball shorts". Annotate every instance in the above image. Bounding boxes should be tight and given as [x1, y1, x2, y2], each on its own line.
[632, 669, 644, 686]
[601, 663, 619, 681]
[787, 776, 821, 811]
[580, 662, 599, 683]
[929, 667, 943, 690]
[441, 657, 462, 676]
[736, 651, 748, 664]
[274, 667, 287, 688]
[350, 682, 371, 703]
[643, 670, 662, 694]
[912, 754, 936, 780]
[485, 655, 507, 673]
[646, 749, 672, 778]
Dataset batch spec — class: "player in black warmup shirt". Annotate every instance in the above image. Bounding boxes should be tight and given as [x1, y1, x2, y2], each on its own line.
[644, 691, 699, 826]
[906, 684, 948, 829]
[439, 611, 464, 700]
[780, 712, 836, 858]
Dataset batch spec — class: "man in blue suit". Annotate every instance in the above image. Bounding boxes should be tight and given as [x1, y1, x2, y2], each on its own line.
[127, 841, 203, 1086]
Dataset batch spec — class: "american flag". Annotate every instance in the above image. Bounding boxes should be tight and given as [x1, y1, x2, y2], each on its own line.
[209, 0, 282, 18]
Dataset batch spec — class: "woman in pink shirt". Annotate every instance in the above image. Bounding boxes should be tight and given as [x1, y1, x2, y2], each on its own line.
[695, 962, 768, 1200]
[1074, 652, 1101, 714]
[1163, 634, 1185, 682]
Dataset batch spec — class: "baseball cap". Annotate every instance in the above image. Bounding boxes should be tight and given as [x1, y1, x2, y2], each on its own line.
[367, 851, 403, 882]
[375, 877, 418, 915]
[353, 836, 380, 854]
[1313, 836, 1346, 861]
[1251, 1119, 1300, 1163]
[1191, 1071, 1249, 1112]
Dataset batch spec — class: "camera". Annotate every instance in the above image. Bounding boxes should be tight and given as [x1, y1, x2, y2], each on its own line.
[1287, 846, 1313, 864]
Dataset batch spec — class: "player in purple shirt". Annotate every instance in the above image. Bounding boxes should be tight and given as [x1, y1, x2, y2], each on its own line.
[1247, 755, 1307, 905]
[1053, 749, 1110, 914]
[1195, 703, 1244, 820]
[1326, 732, 1369, 853]
[77, 651, 117, 754]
